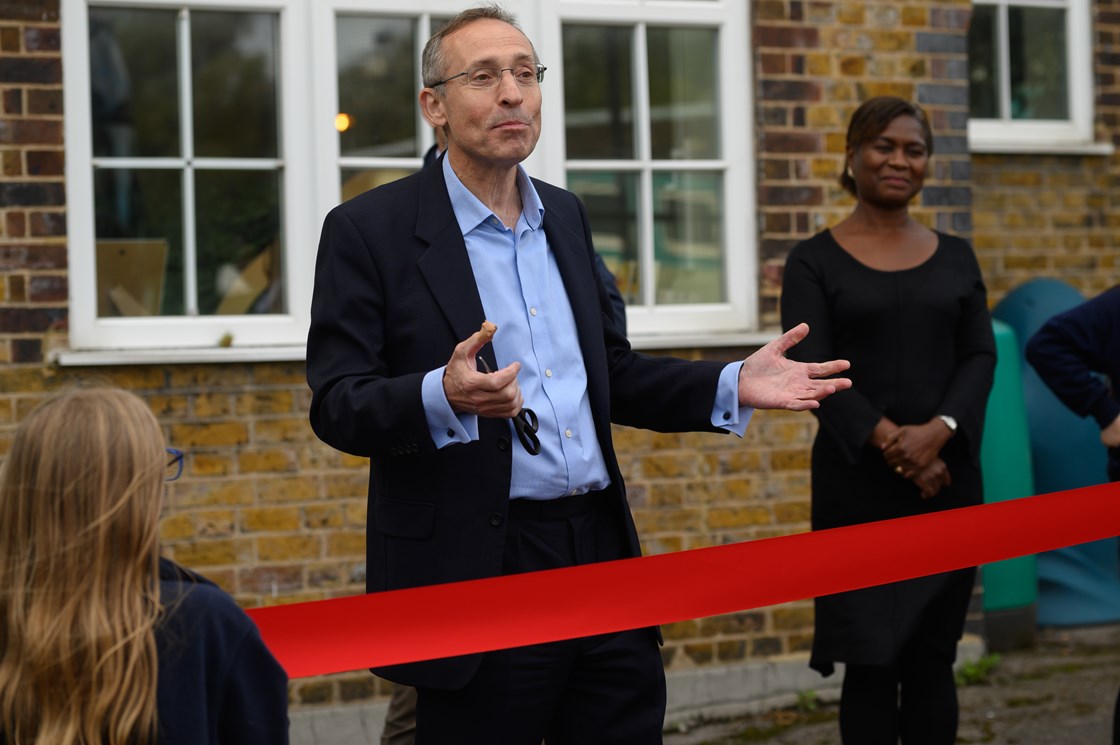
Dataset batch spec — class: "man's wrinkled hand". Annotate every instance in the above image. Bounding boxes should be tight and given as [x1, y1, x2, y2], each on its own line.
[443, 322, 522, 418]
[738, 323, 852, 411]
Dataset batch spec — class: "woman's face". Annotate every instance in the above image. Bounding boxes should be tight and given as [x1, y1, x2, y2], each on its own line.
[847, 114, 929, 208]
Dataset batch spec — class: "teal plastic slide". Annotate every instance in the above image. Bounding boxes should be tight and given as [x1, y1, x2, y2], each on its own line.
[992, 279, 1120, 626]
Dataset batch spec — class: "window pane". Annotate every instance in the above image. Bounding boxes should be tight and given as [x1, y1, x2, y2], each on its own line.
[195, 170, 283, 316]
[192, 11, 279, 158]
[647, 27, 719, 160]
[93, 168, 184, 316]
[653, 171, 723, 304]
[89, 8, 179, 158]
[337, 16, 418, 157]
[1009, 6, 1069, 120]
[341, 167, 416, 202]
[567, 171, 640, 305]
[562, 25, 634, 160]
[967, 4, 999, 119]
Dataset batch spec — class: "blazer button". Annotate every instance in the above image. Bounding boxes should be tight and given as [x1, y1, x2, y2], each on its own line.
[489, 512, 504, 527]
[497, 436, 510, 451]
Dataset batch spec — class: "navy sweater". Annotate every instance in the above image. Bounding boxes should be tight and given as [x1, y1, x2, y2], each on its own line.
[1026, 285, 1120, 481]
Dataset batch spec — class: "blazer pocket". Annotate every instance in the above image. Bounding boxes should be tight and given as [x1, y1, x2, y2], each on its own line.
[373, 496, 436, 540]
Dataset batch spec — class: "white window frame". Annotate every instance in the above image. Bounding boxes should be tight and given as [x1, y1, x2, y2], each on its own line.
[537, 0, 755, 341]
[62, 0, 318, 354]
[62, 0, 757, 357]
[968, 0, 1099, 153]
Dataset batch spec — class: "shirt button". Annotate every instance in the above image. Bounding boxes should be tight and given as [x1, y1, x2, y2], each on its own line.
[489, 513, 504, 527]
[529, 307, 538, 316]
[565, 429, 573, 438]
[545, 368, 553, 378]
[497, 436, 510, 451]
[446, 428, 456, 437]
[722, 411, 731, 421]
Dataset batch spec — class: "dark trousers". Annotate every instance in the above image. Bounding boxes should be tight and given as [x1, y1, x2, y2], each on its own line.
[414, 491, 666, 745]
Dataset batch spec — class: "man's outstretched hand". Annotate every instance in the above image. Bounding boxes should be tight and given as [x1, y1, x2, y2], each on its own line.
[738, 323, 851, 411]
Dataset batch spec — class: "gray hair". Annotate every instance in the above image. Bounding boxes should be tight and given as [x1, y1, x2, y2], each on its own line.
[421, 4, 536, 92]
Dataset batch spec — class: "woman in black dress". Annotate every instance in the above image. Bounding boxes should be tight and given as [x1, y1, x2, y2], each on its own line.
[780, 97, 996, 744]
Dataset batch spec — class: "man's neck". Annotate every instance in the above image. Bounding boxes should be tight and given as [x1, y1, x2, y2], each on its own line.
[448, 152, 523, 229]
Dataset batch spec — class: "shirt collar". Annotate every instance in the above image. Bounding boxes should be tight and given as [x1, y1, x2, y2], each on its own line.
[442, 155, 545, 235]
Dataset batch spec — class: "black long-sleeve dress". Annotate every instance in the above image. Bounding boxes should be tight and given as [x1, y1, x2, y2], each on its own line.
[781, 229, 996, 675]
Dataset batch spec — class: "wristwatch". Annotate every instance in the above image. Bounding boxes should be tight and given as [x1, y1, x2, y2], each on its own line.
[938, 415, 958, 435]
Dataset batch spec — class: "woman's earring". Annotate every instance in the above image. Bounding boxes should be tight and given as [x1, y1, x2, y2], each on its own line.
[846, 165, 854, 179]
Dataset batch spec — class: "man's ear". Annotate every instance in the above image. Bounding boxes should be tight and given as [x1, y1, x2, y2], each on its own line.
[419, 88, 447, 130]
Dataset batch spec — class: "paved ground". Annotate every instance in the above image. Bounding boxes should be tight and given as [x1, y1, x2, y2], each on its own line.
[664, 625, 1120, 745]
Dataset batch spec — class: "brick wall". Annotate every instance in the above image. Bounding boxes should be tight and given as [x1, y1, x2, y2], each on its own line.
[3, 0, 1115, 714]
[756, 0, 974, 327]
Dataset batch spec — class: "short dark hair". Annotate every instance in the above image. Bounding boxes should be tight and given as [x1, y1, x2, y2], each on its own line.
[421, 4, 536, 91]
[839, 96, 934, 196]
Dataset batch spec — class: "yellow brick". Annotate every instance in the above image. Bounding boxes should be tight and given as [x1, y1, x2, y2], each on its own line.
[998, 171, 1043, 188]
[257, 534, 322, 561]
[837, 2, 865, 24]
[772, 605, 814, 631]
[159, 513, 196, 541]
[167, 366, 250, 388]
[856, 81, 914, 101]
[170, 422, 249, 447]
[633, 508, 702, 533]
[172, 538, 249, 567]
[241, 506, 301, 532]
[326, 531, 365, 557]
[255, 418, 315, 444]
[343, 501, 367, 527]
[305, 505, 344, 529]
[258, 476, 320, 503]
[707, 506, 772, 529]
[770, 448, 811, 471]
[193, 393, 233, 417]
[236, 391, 295, 416]
[774, 500, 811, 524]
[196, 510, 236, 537]
[901, 6, 927, 26]
[251, 363, 306, 385]
[869, 30, 912, 52]
[239, 449, 297, 473]
[148, 394, 188, 418]
[0, 368, 50, 394]
[191, 453, 234, 477]
[172, 480, 255, 508]
[805, 53, 832, 76]
[97, 367, 166, 390]
[324, 474, 368, 499]
[339, 453, 371, 469]
[838, 55, 865, 77]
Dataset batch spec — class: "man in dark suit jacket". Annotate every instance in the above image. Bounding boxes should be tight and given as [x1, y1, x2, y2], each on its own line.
[307, 5, 850, 743]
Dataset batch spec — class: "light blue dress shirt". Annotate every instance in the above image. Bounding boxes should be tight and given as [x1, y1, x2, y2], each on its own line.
[421, 157, 752, 499]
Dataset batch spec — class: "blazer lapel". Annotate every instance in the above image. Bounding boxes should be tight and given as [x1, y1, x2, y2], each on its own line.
[414, 164, 492, 365]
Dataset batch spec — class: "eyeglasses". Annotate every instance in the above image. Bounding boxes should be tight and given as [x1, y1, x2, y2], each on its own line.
[431, 64, 546, 90]
[165, 448, 184, 482]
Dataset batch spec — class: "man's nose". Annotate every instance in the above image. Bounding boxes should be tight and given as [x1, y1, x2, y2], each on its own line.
[495, 70, 524, 103]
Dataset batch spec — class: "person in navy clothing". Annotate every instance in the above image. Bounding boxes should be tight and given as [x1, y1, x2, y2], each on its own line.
[0, 388, 288, 745]
[1026, 285, 1120, 745]
[308, 4, 851, 743]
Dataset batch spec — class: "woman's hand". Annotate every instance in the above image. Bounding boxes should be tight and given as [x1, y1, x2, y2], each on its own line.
[883, 419, 953, 477]
[909, 457, 952, 499]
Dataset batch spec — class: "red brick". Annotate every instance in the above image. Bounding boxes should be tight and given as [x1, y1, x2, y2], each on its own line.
[755, 24, 820, 49]
[0, 245, 67, 270]
[0, 2, 60, 22]
[27, 274, 66, 302]
[2, 88, 21, 115]
[29, 210, 64, 236]
[11, 338, 41, 363]
[24, 26, 59, 52]
[0, 308, 66, 333]
[0, 119, 62, 145]
[5, 212, 25, 238]
[0, 58, 60, 85]
[26, 89, 61, 116]
[25, 149, 61, 175]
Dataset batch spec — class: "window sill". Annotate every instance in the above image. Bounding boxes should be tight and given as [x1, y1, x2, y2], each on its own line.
[51, 345, 307, 367]
[969, 140, 1115, 156]
[51, 331, 779, 367]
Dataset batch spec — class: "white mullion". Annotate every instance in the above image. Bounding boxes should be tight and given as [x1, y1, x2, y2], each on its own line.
[997, 1, 1013, 121]
[191, 157, 285, 169]
[177, 8, 199, 316]
[633, 21, 655, 309]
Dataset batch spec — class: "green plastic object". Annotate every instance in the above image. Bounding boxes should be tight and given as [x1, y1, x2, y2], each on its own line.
[979, 320, 1038, 612]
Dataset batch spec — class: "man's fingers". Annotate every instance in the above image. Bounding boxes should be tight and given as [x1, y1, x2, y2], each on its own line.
[771, 322, 810, 355]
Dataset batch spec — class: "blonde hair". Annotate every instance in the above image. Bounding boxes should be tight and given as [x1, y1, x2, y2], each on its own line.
[0, 388, 165, 745]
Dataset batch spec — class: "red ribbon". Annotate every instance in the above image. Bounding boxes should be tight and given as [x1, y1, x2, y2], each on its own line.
[247, 483, 1120, 679]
